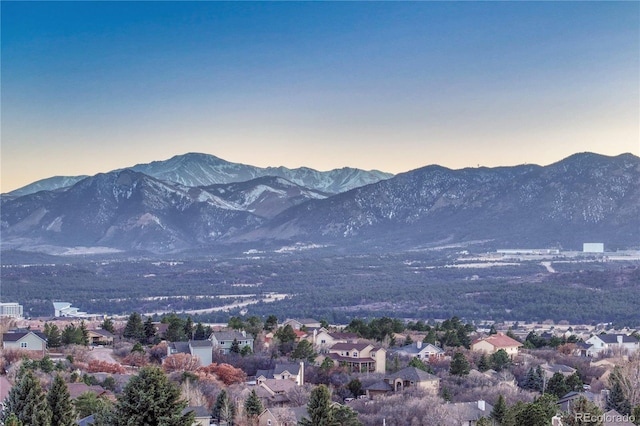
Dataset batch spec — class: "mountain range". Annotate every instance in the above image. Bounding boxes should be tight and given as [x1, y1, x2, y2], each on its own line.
[1, 152, 638, 254]
[5, 153, 392, 198]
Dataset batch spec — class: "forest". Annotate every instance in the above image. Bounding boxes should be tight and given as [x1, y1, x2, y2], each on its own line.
[1, 249, 639, 326]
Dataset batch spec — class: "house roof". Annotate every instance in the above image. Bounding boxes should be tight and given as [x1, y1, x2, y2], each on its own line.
[365, 380, 394, 392]
[330, 342, 372, 352]
[327, 332, 359, 340]
[472, 333, 522, 349]
[274, 363, 301, 376]
[67, 383, 107, 400]
[542, 363, 576, 374]
[260, 378, 297, 394]
[210, 331, 251, 341]
[446, 401, 494, 421]
[385, 366, 438, 382]
[189, 339, 213, 348]
[77, 415, 95, 426]
[2, 330, 47, 342]
[327, 353, 377, 364]
[182, 406, 211, 418]
[395, 342, 444, 355]
[169, 342, 191, 354]
[88, 329, 114, 338]
[595, 334, 638, 344]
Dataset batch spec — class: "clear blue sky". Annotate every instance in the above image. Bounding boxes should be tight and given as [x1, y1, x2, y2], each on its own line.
[2, 1, 638, 192]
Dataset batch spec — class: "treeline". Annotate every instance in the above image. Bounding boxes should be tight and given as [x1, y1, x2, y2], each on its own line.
[3, 252, 639, 325]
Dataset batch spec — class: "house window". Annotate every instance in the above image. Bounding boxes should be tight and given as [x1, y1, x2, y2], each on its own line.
[321, 339, 326, 344]
[20, 342, 28, 348]
[267, 420, 272, 425]
[346, 352, 350, 356]
[353, 352, 358, 357]
[220, 341, 225, 345]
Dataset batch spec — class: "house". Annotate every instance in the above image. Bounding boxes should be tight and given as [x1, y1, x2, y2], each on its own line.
[365, 366, 439, 398]
[308, 330, 359, 353]
[258, 406, 308, 426]
[167, 340, 213, 366]
[254, 379, 298, 407]
[393, 341, 445, 360]
[67, 383, 111, 400]
[471, 333, 522, 356]
[584, 334, 640, 357]
[2, 330, 47, 356]
[210, 330, 254, 354]
[326, 342, 386, 373]
[87, 329, 114, 346]
[557, 391, 602, 412]
[257, 362, 305, 386]
[445, 400, 494, 426]
[181, 406, 211, 426]
[282, 318, 322, 330]
[540, 363, 576, 380]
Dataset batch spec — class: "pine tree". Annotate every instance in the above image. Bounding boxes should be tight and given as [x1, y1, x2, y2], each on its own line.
[546, 372, 570, 399]
[101, 317, 115, 334]
[122, 312, 145, 341]
[300, 385, 335, 426]
[562, 396, 603, 426]
[292, 339, 316, 363]
[212, 390, 236, 425]
[244, 389, 263, 425]
[230, 338, 241, 354]
[450, 352, 470, 376]
[48, 374, 75, 426]
[477, 354, 490, 372]
[333, 404, 362, 426]
[491, 394, 507, 424]
[44, 323, 62, 348]
[2, 369, 52, 426]
[79, 321, 90, 346]
[144, 317, 157, 342]
[490, 349, 511, 372]
[183, 317, 194, 339]
[193, 322, 207, 340]
[4, 414, 23, 426]
[114, 366, 193, 426]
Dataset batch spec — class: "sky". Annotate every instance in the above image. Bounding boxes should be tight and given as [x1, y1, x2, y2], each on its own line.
[1, 1, 638, 192]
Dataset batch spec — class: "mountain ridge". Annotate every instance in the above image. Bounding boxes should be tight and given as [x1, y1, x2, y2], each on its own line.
[1, 152, 638, 254]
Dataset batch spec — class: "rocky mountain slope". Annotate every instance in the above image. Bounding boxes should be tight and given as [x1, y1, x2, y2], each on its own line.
[1, 152, 638, 253]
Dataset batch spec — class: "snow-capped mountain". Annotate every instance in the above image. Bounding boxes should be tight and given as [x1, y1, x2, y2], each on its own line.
[4, 175, 88, 199]
[2, 152, 638, 254]
[127, 152, 392, 194]
[4, 152, 393, 198]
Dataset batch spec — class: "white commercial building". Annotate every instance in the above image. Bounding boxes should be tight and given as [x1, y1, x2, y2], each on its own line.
[0, 302, 23, 318]
[583, 243, 604, 253]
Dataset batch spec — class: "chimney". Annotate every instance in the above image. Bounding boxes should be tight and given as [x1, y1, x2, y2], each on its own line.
[477, 400, 486, 411]
[417, 341, 422, 349]
[299, 361, 305, 386]
[242, 330, 246, 338]
[617, 335, 623, 345]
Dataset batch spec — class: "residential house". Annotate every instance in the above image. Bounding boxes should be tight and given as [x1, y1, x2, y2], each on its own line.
[584, 334, 640, 357]
[257, 362, 305, 386]
[210, 330, 254, 354]
[254, 379, 298, 407]
[445, 400, 494, 426]
[365, 366, 439, 398]
[2, 330, 47, 356]
[393, 341, 445, 361]
[167, 340, 213, 366]
[540, 363, 576, 380]
[282, 318, 321, 330]
[557, 391, 603, 412]
[67, 383, 113, 401]
[181, 406, 212, 426]
[87, 329, 114, 346]
[258, 406, 308, 426]
[309, 330, 359, 353]
[471, 333, 522, 356]
[326, 342, 386, 373]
